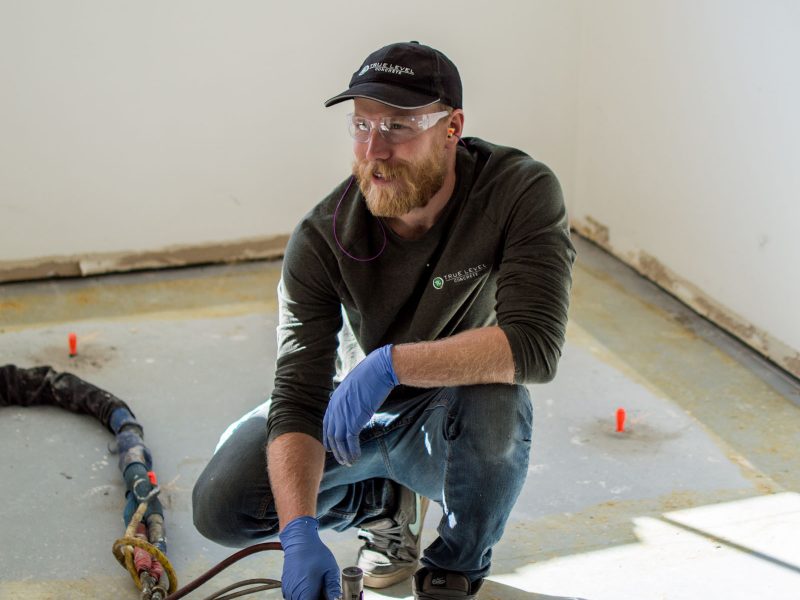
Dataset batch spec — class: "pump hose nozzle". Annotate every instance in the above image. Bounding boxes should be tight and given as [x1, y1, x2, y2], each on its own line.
[340, 566, 363, 600]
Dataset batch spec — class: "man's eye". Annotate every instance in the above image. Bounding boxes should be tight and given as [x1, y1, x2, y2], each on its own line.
[387, 121, 412, 131]
[354, 120, 370, 131]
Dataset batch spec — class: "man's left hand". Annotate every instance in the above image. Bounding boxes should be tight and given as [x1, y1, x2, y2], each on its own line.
[323, 344, 398, 466]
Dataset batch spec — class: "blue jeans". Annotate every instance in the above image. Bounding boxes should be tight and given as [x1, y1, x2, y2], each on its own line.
[192, 384, 533, 582]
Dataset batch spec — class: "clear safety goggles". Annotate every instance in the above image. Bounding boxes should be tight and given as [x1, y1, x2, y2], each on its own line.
[346, 110, 450, 144]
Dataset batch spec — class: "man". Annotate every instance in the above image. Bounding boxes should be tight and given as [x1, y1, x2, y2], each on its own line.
[193, 41, 575, 600]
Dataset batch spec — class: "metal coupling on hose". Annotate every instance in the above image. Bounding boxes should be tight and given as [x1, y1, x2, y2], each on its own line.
[341, 566, 364, 599]
[139, 572, 167, 600]
[139, 573, 154, 600]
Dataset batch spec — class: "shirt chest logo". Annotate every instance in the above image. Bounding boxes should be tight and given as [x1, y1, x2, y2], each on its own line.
[432, 263, 489, 289]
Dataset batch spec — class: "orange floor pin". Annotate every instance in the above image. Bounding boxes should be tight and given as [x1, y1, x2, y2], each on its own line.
[68, 332, 78, 357]
[616, 408, 626, 432]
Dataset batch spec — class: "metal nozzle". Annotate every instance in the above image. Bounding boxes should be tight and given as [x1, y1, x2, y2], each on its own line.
[341, 566, 364, 600]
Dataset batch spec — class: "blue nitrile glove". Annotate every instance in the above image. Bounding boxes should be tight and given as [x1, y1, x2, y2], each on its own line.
[323, 344, 398, 466]
[278, 516, 341, 600]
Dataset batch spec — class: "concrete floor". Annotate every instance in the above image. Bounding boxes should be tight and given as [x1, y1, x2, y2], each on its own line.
[1, 235, 799, 600]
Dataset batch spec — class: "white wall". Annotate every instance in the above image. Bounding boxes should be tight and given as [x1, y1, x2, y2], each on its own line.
[0, 0, 577, 260]
[568, 0, 800, 376]
[1, 1, 798, 375]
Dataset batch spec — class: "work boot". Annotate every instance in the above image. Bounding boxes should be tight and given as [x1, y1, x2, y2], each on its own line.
[356, 485, 429, 588]
[412, 567, 484, 599]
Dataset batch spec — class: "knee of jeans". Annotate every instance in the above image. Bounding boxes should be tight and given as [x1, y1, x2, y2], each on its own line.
[447, 384, 533, 460]
[192, 471, 234, 544]
[192, 466, 278, 547]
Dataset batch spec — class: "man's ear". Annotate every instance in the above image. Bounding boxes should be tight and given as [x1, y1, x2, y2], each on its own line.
[446, 110, 465, 146]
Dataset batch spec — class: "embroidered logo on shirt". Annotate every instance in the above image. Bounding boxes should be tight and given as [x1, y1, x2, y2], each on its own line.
[432, 264, 488, 289]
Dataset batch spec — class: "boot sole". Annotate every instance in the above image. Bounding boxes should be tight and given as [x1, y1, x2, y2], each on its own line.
[363, 563, 417, 588]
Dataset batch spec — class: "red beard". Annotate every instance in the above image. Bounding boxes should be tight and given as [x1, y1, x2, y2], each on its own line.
[352, 147, 447, 218]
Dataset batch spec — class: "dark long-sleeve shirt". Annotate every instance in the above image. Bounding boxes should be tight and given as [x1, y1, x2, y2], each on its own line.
[266, 137, 576, 445]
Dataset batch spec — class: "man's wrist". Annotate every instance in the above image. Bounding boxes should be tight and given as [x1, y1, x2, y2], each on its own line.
[280, 511, 318, 530]
[389, 342, 407, 386]
[279, 515, 320, 544]
[380, 344, 399, 387]
[284, 514, 317, 527]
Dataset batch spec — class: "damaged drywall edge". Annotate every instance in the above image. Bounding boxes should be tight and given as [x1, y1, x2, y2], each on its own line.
[0, 234, 290, 284]
[571, 216, 800, 381]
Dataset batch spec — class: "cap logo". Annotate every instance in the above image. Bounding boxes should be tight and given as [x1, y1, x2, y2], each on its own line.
[358, 62, 415, 77]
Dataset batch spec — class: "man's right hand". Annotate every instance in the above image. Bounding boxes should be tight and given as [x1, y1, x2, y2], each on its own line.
[279, 516, 341, 600]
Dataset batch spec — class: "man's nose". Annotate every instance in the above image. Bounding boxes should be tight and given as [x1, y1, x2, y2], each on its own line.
[365, 127, 391, 161]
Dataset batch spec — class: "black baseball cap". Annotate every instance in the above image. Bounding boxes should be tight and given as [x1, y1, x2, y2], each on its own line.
[324, 41, 462, 110]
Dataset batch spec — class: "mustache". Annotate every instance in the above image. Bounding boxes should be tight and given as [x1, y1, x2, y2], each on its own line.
[353, 158, 413, 182]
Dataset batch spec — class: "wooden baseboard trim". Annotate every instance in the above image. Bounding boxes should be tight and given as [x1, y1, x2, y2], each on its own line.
[571, 218, 800, 381]
[0, 235, 289, 284]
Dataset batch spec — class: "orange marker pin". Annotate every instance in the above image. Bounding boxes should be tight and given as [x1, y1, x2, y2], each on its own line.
[616, 408, 626, 432]
[68, 332, 78, 357]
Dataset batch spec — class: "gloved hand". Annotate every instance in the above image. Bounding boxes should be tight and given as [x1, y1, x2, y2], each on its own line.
[323, 344, 398, 466]
[279, 516, 341, 600]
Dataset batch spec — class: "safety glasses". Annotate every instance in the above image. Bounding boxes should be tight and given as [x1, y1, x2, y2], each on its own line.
[346, 111, 450, 144]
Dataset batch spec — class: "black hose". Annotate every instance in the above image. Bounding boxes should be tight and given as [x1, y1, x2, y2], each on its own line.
[164, 542, 282, 600]
[1, 363, 167, 547]
[1, 365, 280, 599]
[0, 364, 133, 431]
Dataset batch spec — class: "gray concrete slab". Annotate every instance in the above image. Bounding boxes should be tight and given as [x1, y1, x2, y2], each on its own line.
[1, 237, 799, 599]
